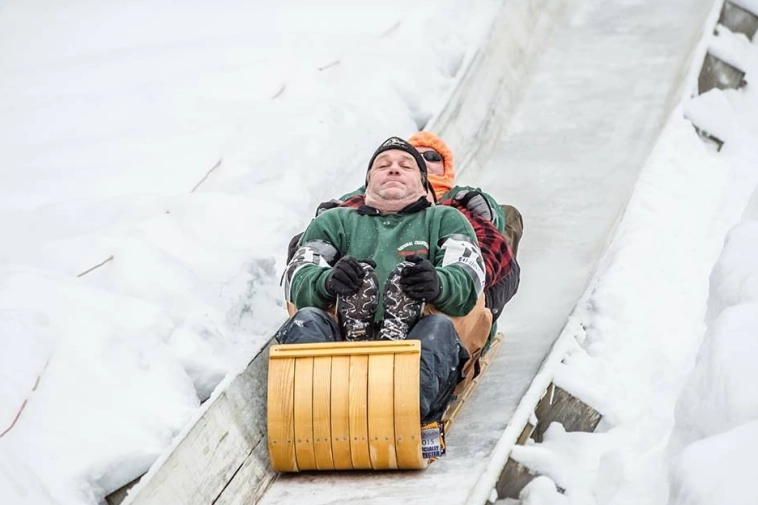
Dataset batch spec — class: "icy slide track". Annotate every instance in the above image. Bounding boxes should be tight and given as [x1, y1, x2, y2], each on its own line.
[116, 0, 720, 504]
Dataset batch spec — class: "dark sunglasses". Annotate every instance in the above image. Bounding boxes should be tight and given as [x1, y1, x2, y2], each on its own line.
[421, 151, 443, 163]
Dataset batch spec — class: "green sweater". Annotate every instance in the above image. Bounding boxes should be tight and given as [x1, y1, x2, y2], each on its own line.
[285, 201, 485, 321]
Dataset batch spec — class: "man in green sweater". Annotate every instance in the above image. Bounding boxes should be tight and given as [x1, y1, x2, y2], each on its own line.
[278, 136, 485, 423]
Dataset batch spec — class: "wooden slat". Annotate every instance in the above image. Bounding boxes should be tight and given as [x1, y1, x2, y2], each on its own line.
[293, 358, 316, 469]
[698, 53, 746, 94]
[268, 357, 297, 472]
[330, 356, 352, 469]
[367, 354, 397, 469]
[348, 355, 371, 469]
[106, 477, 139, 505]
[270, 340, 420, 359]
[213, 441, 275, 505]
[312, 356, 334, 470]
[496, 458, 538, 500]
[532, 383, 602, 443]
[393, 350, 425, 469]
[497, 381, 603, 499]
[719, 1, 758, 39]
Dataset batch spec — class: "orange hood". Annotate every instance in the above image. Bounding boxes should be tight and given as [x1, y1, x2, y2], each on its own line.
[408, 131, 455, 200]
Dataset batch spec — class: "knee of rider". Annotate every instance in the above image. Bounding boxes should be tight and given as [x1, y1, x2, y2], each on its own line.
[278, 307, 338, 344]
[410, 315, 459, 345]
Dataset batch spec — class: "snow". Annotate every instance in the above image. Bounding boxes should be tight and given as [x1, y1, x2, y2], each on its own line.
[0, 1, 498, 504]
[520, 476, 569, 505]
[511, 16, 758, 505]
[731, 0, 758, 17]
[669, 420, 758, 505]
[2, 1, 758, 505]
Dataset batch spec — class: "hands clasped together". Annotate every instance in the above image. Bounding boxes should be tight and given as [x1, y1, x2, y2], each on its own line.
[326, 254, 440, 303]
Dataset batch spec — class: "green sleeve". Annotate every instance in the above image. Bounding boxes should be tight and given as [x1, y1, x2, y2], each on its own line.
[287, 212, 346, 310]
[431, 208, 485, 316]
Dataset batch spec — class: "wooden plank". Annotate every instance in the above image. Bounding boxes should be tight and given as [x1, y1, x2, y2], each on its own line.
[393, 351, 425, 469]
[330, 356, 353, 469]
[532, 383, 602, 443]
[106, 477, 139, 505]
[698, 52, 746, 94]
[495, 382, 602, 498]
[293, 358, 316, 469]
[312, 356, 334, 470]
[516, 422, 536, 446]
[213, 440, 274, 505]
[348, 355, 371, 469]
[496, 458, 539, 500]
[270, 340, 420, 359]
[367, 354, 397, 469]
[719, 1, 758, 39]
[267, 357, 297, 472]
[491, 422, 537, 499]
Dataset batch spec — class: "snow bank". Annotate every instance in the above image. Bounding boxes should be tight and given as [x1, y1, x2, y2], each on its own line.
[668, 25, 758, 505]
[669, 419, 758, 505]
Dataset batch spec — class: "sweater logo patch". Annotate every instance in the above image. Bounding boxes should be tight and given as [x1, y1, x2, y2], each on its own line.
[397, 240, 429, 258]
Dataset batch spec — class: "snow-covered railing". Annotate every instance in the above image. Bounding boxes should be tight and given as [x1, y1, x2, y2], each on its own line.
[688, 0, 758, 149]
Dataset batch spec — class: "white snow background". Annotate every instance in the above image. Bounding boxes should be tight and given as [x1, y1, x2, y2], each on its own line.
[2, 1, 758, 505]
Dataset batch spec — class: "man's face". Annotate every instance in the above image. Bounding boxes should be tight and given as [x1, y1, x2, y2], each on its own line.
[416, 147, 444, 176]
[367, 150, 425, 200]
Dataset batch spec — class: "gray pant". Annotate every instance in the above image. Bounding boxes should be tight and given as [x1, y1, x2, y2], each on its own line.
[276, 307, 469, 422]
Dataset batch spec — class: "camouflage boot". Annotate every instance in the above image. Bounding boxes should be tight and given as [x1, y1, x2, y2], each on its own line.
[378, 262, 424, 341]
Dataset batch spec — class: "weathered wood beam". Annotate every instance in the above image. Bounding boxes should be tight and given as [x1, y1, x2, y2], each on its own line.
[106, 477, 140, 505]
[495, 383, 602, 499]
[719, 1, 758, 40]
[693, 125, 725, 152]
[532, 383, 602, 443]
[698, 53, 746, 95]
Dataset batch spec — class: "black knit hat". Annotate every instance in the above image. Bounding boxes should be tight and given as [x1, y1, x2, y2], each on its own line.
[366, 136, 428, 186]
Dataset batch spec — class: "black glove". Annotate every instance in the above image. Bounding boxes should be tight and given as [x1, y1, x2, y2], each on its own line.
[454, 190, 493, 222]
[399, 255, 441, 302]
[326, 256, 375, 297]
[315, 199, 343, 217]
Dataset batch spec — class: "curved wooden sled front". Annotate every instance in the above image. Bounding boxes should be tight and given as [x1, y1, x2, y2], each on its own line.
[267, 340, 428, 472]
